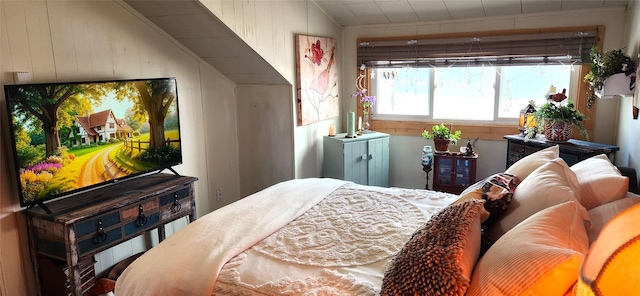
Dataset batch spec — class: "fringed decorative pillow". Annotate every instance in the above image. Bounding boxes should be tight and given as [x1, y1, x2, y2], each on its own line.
[381, 199, 484, 296]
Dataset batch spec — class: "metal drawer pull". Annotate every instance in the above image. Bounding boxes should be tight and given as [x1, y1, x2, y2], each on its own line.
[171, 193, 182, 213]
[136, 205, 148, 227]
[95, 220, 107, 244]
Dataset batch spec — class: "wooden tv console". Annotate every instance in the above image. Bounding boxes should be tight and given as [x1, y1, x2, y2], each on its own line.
[24, 173, 197, 296]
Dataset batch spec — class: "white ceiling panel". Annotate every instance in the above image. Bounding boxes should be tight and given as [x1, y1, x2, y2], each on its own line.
[482, 0, 522, 16]
[320, 3, 357, 18]
[358, 14, 393, 25]
[443, 0, 487, 19]
[521, 0, 563, 14]
[409, 0, 452, 22]
[562, 0, 606, 10]
[377, 1, 420, 22]
[346, 2, 386, 16]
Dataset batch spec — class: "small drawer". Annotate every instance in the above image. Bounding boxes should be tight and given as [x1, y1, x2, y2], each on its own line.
[160, 197, 192, 221]
[77, 227, 123, 257]
[159, 188, 190, 207]
[120, 199, 158, 222]
[75, 212, 121, 239]
[123, 212, 160, 237]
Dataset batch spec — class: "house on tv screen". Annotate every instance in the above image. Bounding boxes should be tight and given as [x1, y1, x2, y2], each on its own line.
[72, 110, 133, 146]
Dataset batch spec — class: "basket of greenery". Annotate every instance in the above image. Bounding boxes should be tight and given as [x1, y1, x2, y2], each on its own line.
[422, 123, 462, 152]
[584, 46, 635, 109]
[528, 89, 588, 142]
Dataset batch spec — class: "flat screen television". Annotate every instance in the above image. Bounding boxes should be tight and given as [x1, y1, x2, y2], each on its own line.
[4, 77, 182, 210]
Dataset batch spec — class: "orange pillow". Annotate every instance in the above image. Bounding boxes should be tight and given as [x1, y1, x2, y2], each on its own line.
[467, 201, 589, 296]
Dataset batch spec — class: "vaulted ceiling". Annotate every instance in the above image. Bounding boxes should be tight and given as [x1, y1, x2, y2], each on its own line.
[125, 0, 630, 85]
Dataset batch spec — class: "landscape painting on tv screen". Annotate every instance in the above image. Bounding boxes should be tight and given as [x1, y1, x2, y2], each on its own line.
[4, 78, 182, 207]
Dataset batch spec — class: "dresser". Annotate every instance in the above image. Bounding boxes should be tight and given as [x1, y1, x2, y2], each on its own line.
[25, 173, 197, 296]
[504, 134, 620, 168]
[323, 132, 389, 187]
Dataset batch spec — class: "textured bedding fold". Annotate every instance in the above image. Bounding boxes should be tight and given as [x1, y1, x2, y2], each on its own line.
[115, 178, 349, 296]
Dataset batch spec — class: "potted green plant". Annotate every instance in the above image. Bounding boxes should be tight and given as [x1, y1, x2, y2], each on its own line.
[527, 90, 588, 142]
[583, 46, 635, 109]
[422, 123, 462, 152]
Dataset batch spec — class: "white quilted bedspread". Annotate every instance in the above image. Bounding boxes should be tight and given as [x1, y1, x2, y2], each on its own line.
[116, 178, 457, 296]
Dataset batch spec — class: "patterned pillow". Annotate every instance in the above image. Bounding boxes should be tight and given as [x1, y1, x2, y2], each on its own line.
[456, 173, 519, 227]
[485, 158, 588, 242]
[381, 199, 484, 296]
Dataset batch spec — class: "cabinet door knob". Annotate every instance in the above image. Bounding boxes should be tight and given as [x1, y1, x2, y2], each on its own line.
[361, 154, 367, 160]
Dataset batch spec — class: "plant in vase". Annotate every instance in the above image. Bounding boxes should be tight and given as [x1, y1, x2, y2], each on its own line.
[422, 123, 462, 152]
[351, 88, 376, 131]
[527, 88, 588, 142]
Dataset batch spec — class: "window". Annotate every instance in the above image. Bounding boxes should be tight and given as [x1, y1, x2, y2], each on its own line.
[358, 27, 600, 139]
[371, 64, 574, 122]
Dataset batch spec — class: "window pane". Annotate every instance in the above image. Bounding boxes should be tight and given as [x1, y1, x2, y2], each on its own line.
[498, 65, 572, 118]
[373, 68, 430, 116]
[433, 66, 496, 120]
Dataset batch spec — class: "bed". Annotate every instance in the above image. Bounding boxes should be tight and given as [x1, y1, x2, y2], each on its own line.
[116, 146, 640, 296]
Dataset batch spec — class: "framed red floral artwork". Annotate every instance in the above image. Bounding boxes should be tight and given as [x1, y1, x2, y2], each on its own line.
[296, 35, 339, 126]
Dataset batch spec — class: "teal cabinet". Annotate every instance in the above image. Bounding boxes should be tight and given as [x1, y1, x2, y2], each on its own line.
[323, 132, 389, 187]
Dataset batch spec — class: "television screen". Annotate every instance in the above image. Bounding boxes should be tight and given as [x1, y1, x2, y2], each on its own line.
[4, 77, 182, 208]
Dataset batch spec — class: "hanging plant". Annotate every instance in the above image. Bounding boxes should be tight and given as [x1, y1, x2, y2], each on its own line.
[583, 46, 635, 109]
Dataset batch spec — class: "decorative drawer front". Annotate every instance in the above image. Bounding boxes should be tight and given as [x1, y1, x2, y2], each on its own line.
[160, 197, 192, 221]
[159, 187, 190, 206]
[120, 199, 158, 221]
[77, 227, 123, 257]
[75, 211, 121, 239]
[124, 212, 160, 237]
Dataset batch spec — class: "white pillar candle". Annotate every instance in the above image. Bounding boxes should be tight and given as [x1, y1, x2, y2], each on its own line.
[358, 116, 362, 131]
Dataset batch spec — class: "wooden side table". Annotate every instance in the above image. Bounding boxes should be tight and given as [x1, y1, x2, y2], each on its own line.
[433, 152, 477, 194]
